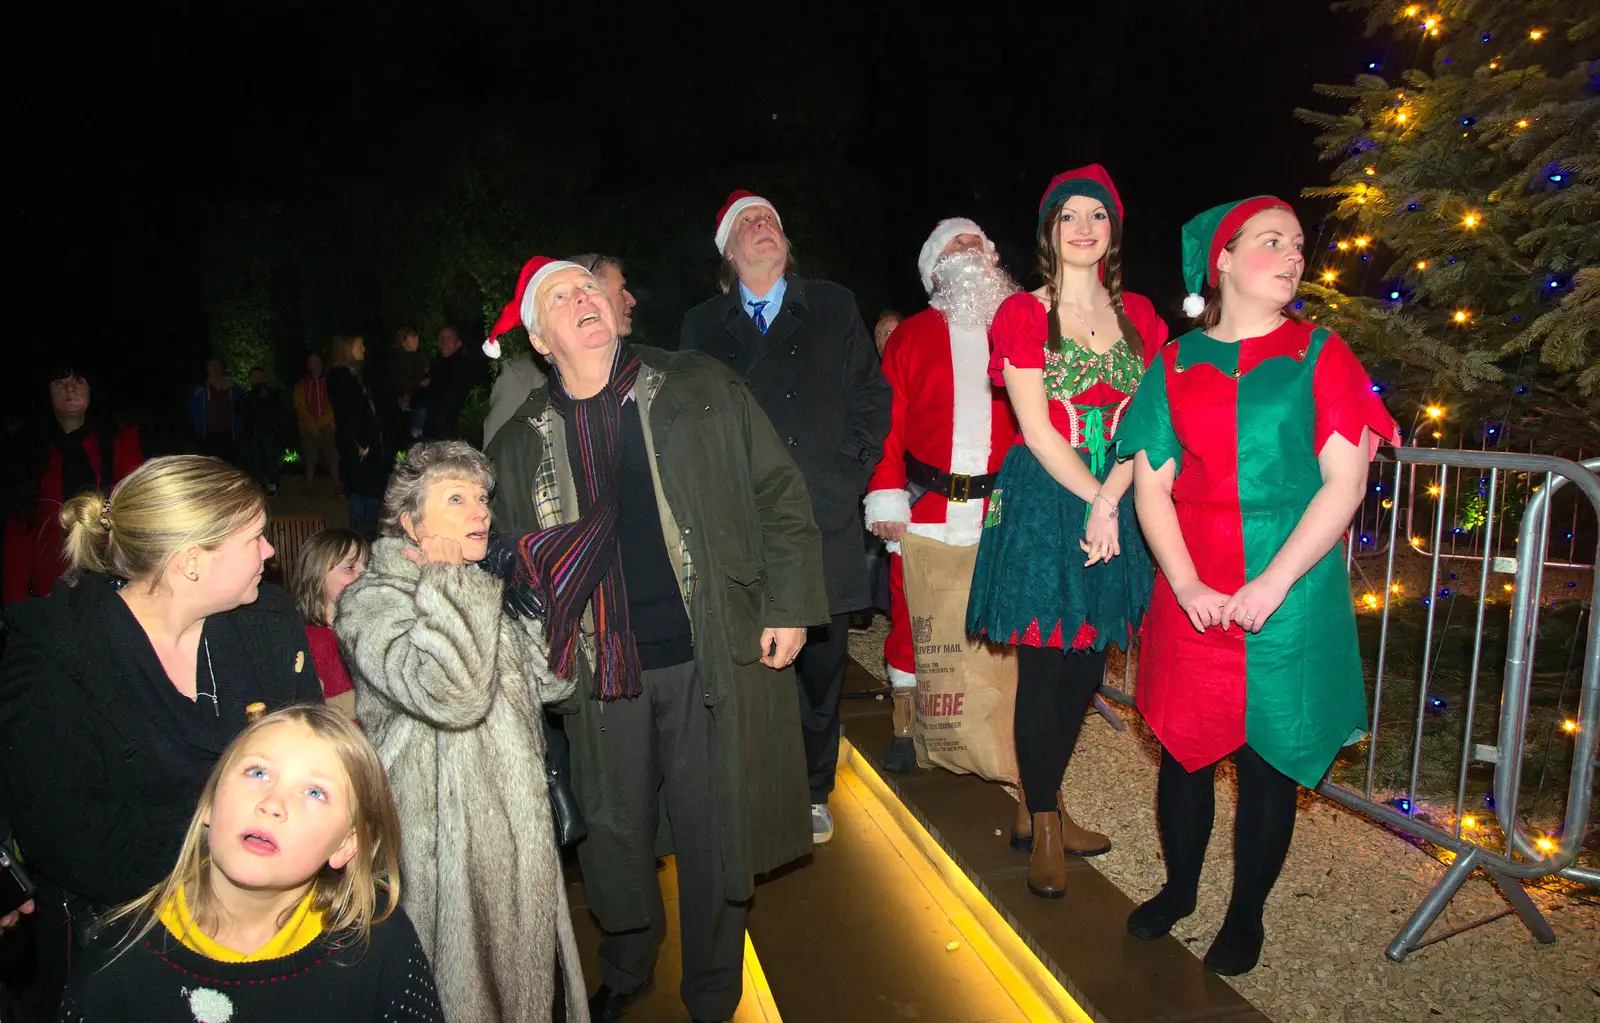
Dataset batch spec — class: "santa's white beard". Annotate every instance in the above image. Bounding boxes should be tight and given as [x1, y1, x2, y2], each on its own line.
[928, 251, 1019, 332]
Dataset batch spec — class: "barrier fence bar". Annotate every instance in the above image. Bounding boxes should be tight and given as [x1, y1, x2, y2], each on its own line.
[1097, 447, 1599, 962]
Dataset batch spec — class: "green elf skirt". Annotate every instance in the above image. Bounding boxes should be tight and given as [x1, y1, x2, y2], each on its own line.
[966, 441, 1152, 651]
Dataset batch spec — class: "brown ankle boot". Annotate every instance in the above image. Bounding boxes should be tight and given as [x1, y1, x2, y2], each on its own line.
[1010, 798, 1032, 851]
[1059, 806, 1112, 858]
[1027, 811, 1067, 898]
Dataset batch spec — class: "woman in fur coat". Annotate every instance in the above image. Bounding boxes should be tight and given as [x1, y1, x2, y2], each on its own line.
[336, 440, 588, 1023]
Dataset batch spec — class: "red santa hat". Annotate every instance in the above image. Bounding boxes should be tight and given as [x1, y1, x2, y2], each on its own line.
[482, 256, 585, 358]
[713, 190, 781, 254]
[916, 218, 995, 295]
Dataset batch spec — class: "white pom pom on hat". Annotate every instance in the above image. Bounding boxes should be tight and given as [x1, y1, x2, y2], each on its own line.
[481, 257, 586, 359]
[1182, 293, 1207, 319]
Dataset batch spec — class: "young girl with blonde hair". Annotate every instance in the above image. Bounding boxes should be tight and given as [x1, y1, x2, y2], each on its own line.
[58, 705, 443, 1021]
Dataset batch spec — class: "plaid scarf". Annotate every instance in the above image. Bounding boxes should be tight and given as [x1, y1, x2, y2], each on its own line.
[519, 344, 644, 701]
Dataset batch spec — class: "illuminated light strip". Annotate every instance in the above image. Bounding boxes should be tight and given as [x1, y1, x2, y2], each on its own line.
[735, 930, 783, 1022]
[838, 739, 1095, 1023]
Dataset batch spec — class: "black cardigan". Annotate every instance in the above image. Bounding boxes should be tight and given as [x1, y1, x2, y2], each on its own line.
[57, 905, 442, 1022]
[0, 575, 324, 906]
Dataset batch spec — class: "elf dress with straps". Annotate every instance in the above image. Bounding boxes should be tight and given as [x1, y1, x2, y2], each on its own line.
[966, 291, 1162, 652]
[1115, 319, 1398, 786]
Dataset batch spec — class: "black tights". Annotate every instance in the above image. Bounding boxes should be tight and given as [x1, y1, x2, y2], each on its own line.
[1154, 744, 1299, 922]
[1014, 644, 1106, 814]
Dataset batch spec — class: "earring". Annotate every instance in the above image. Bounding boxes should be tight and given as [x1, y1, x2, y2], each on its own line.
[187, 571, 199, 581]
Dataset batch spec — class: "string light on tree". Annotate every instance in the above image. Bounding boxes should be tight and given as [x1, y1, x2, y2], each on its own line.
[1296, 1, 1594, 454]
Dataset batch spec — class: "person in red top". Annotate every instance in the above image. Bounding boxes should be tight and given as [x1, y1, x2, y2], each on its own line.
[3, 364, 143, 604]
[864, 218, 1020, 772]
[290, 528, 369, 719]
[966, 165, 1167, 900]
[1116, 197, 1396, 975]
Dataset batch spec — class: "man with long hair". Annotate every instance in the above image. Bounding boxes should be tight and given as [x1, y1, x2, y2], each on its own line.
[680, 191, 891, 845]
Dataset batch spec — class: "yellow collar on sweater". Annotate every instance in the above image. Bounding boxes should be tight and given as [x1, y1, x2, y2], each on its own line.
[159, 885, 326, 962]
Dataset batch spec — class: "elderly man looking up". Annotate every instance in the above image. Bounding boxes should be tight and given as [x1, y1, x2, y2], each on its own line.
[483, 252, 638, 447]
[483, 256, 826, 1023]
[680, 191, 891, 845]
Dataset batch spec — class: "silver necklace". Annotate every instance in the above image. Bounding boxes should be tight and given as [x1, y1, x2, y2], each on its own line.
[1063, 301, 1101, 338]
[199, 637, 220, 717]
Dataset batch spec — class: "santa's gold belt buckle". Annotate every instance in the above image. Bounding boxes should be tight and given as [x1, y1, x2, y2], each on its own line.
[947, 473, 972, 503]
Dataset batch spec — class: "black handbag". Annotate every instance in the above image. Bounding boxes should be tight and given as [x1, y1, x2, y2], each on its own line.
[546, 743, 587, 848]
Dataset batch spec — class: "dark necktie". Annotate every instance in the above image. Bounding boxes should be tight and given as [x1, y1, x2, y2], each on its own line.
[748, 299, 769, 334]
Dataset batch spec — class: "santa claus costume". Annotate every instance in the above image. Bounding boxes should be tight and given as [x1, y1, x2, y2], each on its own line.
[864, 219, 1019, 772]
[1116, 197, 1396, 975]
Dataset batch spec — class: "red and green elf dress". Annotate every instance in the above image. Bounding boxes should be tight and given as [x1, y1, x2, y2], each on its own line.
[1115, 319, 1398, 787]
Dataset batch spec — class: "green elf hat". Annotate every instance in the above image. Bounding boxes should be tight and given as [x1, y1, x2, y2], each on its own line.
[1180, 195, 1292, 318]
[1036, 163, 1124, 237]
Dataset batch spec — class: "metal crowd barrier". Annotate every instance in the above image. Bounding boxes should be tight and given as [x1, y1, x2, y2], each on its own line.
[1098, 447, 1599, 963]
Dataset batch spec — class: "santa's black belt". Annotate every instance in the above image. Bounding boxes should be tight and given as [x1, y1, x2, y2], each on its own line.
[905, 454, 995, 504]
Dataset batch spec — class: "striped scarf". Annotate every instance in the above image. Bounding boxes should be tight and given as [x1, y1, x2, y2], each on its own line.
[519, 344, 644, 701]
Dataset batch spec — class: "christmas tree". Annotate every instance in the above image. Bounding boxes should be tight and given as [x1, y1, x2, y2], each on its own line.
[1296, 0, 1598, 450]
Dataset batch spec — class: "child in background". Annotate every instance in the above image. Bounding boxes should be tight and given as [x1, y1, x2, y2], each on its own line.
[58, 705, 442, 1021]
[292, 529, 369, 719]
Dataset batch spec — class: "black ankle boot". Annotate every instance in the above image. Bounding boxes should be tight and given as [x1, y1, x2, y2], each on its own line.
[1202, 909, 1266, 975]
[1126, 886, 1197, 940]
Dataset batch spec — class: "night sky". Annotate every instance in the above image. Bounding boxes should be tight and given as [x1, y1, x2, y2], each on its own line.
[11, 0, 1367, 425]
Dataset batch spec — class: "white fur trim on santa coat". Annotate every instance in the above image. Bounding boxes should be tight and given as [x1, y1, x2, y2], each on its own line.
[862, 317, 993, 550]
[941, 320, 994, 546]
[917, 218, 995, 294]
[864, 489, 911, 553]
[715, 196, 780, 253]
[888, 664, 918, 690]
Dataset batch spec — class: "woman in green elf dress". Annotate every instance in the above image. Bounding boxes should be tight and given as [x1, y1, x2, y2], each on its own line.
[1116, 197, 1397, 975]
[966, 165, 1163, 900]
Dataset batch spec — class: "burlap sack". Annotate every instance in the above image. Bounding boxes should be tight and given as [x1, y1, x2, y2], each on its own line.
[900, 532, 1020, 784]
